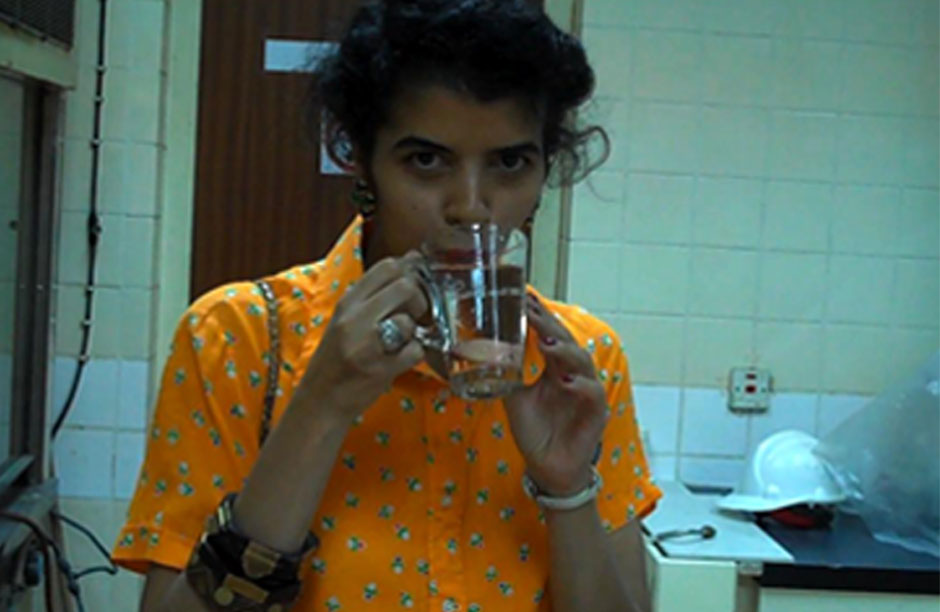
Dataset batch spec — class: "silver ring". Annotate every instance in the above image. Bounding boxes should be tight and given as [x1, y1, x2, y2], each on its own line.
[377, 318, 407, 354]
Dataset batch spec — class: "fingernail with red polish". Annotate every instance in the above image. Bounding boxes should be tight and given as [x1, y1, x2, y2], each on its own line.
[562, 373, 575, 384]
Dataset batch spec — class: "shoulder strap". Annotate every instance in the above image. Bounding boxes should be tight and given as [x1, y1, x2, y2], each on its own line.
[254, 279, 280, 448]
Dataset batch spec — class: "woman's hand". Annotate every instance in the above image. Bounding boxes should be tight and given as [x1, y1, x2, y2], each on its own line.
[503, 294, 608, 496]
[295, 252, 429, 426]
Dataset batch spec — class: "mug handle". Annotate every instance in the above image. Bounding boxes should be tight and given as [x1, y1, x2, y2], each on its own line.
[411, 259, 453, 354]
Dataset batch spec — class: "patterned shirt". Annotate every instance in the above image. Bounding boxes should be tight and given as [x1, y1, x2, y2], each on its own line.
[111, 216, 661, 611]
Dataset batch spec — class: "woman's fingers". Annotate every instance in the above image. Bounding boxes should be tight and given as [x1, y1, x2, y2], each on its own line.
[361, 274, 429, 323]
[344, 251, 424, 304]
[527, 295, 595, 380]
[538, 336, 596, 378]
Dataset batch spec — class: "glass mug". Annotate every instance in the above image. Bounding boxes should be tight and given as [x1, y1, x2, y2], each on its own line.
[411, 223, 528, 399]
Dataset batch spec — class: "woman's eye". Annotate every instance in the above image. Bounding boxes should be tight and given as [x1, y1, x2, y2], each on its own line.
[409, 151, 441, 170]
[498, 153, 528, 171]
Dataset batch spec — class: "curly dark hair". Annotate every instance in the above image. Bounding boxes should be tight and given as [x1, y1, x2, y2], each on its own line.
[311, 0, 609, 186]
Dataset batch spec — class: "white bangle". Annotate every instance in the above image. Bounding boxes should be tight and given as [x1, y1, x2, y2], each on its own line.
[521, 466, 603, 511]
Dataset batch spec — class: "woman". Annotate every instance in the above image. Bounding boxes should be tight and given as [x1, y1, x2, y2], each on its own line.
[114, 1, 661, 610]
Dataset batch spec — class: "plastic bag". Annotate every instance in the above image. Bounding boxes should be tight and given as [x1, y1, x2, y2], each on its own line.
[814, 351, 940, 557]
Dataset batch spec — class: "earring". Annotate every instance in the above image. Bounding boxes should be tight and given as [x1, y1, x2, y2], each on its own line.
[351, 179, 378, 218]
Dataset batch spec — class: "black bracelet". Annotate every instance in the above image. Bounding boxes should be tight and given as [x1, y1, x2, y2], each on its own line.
[184, 493, 318, 610]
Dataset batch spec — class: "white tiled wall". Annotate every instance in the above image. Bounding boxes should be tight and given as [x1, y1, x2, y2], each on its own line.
[45, 0, 173, 607]
[574, 0, 939, 486]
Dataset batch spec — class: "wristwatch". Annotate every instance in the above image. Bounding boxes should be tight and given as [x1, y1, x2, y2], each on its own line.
[522, 466, 604, 511]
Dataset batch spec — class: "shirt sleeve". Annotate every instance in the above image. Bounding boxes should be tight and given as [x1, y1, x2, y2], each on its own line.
[111, 284, 272, 573]
[592, 331, 662, 532]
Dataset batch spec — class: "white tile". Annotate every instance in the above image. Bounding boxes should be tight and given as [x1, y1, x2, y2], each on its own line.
[612, 315, 685, 384]
[649, 455, 678, 482]
[630, 0, 702, 29]
[692, 177, 763, 247]
[584, 28, 632, 97]
[582, 0, 631, 27]
[688, 248, 760, 317]
[842, 0, 917, 44]
[118, 360, 150, 430]
[680, 388, 749, 456]
[832, 186, 900, 256]
[755, 322, 824, 391]
[60, 138, 93, 212]
[900, 119, 939, 189]
[570, 171, 625, 241]
[748, 393, 818, 454]
[90, 288, 123, 358]
[679, 457, 745, 489]
[102, 67, 162, 143]
[631, 31, 703, 102]
[772, 0, 845, 39]
[634, 385, 681, 455]
[53, 429, 113, 498]
[703, 0, 774, 35]
[841, 45, 934, 116]
[893, 260, 940, 327]
[120, 289, 154, 360]
[53, 285, 85, 356]
[121, 216, 156, 287]
[757, 253, 826, 321]
[703, 35, 771, 105]
[763, 181, 832, 252]
[107, 0, 165, 72]
[629, 102, 701, 173]
[95, 214, 125, 286]
[817, 393, 871, 437]
[100, 143, 160, 216]
[768, 112, 837, 182]
[114, 432, 146, 499]
[822, 326, 895, 393]
[826, 256, 894, 324]
[54, 359, 119, 429]
[701, 107, 768, 178]
[623, 173, 694, 244]
[566, 242, 621, 312]
[837, 115, 904, 185]
[770, 40, 842, 111]
[620, 244, 689, 314]
[56, 211, 90, 285]
[914, 0, 940, 45]
[62, 71, 96, 141]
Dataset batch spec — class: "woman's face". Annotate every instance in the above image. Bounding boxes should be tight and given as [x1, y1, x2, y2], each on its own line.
[361, 84, 547, 259]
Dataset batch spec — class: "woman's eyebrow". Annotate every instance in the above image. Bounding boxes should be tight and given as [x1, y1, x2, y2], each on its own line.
[494, 142, 542, 156]
[392, 136, 452, 153]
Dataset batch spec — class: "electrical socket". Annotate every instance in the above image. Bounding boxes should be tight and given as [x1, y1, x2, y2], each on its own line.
[728, 366, 772, 412]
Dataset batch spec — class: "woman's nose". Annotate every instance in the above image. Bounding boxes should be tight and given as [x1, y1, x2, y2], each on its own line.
[443, 172, 491, 226]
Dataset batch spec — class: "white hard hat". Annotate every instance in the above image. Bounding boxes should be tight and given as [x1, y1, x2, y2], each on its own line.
[717, 429, 846, 513]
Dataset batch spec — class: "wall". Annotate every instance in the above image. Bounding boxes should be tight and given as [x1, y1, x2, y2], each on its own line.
[568, 0, 939, 486]
[40, 0, 201, 609]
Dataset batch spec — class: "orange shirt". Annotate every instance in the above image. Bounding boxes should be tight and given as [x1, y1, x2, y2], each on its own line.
[112, 217, 661, 611]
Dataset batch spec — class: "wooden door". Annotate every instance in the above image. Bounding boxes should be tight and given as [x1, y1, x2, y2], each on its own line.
[191, 0, 543, 299]
[191, 0, 360, 298]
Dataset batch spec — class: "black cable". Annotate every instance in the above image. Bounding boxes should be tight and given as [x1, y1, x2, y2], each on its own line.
[0, 510, 91, 612]
[50, 0, 109, 439]
[50, 510, 118, 580]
